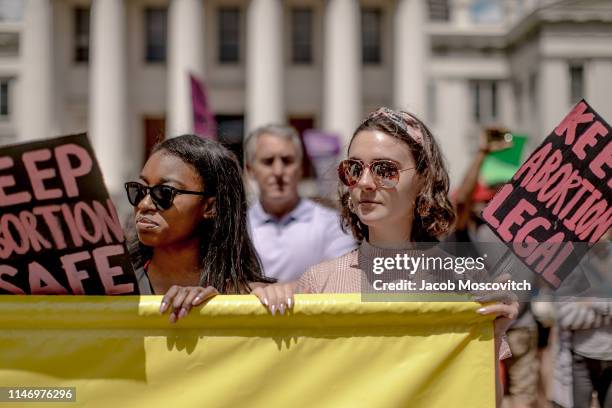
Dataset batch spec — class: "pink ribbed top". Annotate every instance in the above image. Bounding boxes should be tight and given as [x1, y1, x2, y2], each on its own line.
[295, 240, 512, 359]
[297, 240, 465, 294]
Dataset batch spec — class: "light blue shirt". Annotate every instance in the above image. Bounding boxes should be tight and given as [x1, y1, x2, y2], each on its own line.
[248, 199, 357, 282]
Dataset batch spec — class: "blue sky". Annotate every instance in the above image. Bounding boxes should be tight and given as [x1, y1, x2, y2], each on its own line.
[470, 0, 505, 23]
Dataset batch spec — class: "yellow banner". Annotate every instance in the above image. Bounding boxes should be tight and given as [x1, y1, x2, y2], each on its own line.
[0, 295, 495, 407]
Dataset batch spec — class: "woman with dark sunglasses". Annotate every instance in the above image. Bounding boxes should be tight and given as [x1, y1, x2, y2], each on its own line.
[251, 108, 518, 405]
[125, 134, 273, 322]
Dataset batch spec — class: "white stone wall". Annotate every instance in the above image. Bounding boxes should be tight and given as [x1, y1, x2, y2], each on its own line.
[0, 0, 610, 193]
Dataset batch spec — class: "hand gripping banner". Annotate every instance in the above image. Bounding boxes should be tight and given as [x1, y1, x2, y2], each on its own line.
[0, 295, 495, 407]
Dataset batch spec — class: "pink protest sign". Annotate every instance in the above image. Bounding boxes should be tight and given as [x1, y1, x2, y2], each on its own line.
[0, 134, 138, 295]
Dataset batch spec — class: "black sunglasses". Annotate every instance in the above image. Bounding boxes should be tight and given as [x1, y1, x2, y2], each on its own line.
[124, 181, 211, 211]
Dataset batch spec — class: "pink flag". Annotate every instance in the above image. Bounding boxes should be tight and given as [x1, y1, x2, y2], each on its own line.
[190, 73, 217, 139]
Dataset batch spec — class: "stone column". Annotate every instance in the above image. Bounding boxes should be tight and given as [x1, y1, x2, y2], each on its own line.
[245, 0, 284, 134]
[322, 0, 362, 149]
[393, 0, 428, 116]
[19, 0, 53, 140]
[89, 0, 128, 198]
[453, 0, 471, 28]
[167, 0, 205, 137]
[586, 59, 612, 120]
[538, 59, 569, 138]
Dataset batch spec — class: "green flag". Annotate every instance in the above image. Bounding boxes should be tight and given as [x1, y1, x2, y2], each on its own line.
[481, 134, 528, 185]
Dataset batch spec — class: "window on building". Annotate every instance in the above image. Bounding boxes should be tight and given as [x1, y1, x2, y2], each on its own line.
[470, 80, 498, 123]
[218, 8, 240, 63]
[427, 81, 437, 124]
[143, 117, 166, 163]
[145, 8, 167, 62]
[291, 8, 313, 64]
[513, 79, 523, 123]
[528, 72, 537, 105]
[569, 64, 584, 104]
[428, 0, 450, 22]
[516, 0, 526, 16]
[0, 0, 23, 22]
[216, 114, 244, 165]
[0, 79, 10, 118]
[74, 8, 90, 63]
[362, 8, 382, 64]
[0, 33, 19, 57]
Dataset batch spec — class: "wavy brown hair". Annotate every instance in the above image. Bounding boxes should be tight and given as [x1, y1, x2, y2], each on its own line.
[339, 108, 455, 242]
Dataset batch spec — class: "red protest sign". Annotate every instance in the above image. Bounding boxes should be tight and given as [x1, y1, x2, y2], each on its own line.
[482, 100, 611, 288]
[0, 134, 138, 295]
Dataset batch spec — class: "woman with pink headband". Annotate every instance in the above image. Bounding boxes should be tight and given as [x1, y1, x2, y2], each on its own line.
[253, 107, 518, 406]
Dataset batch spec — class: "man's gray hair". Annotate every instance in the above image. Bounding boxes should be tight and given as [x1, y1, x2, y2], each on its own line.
[244, 124, 304, 164]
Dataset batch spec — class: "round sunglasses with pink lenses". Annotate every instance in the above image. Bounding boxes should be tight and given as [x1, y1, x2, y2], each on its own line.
[338, 159, 415, 188]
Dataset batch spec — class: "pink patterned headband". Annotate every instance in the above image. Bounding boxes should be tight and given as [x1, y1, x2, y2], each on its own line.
[367, 107, 424, 145]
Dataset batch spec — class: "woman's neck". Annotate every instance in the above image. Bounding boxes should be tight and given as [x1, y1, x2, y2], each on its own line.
[367, 217, 414, 249]
[147, 238, 202, 294]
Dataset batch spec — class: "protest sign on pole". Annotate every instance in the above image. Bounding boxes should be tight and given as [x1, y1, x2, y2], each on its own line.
[0, 133, 138, 295]
[482, 100, 611, 288]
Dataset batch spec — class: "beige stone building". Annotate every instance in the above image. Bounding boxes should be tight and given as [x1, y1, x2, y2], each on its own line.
[0, 0, 611, 213]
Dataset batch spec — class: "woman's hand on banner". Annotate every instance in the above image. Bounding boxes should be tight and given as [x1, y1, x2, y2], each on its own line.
[474, 273, 519, 337]
[251, 282, 298, 316]
[477, 300, 519, 338]
[160, 285, 219, 323]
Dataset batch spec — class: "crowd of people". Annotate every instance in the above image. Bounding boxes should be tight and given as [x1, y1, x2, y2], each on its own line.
[124, 107, 609, 408]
